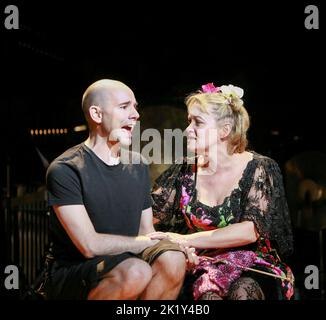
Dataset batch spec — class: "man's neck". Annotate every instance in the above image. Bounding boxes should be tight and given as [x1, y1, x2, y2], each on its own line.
[85, 134, 121, 165]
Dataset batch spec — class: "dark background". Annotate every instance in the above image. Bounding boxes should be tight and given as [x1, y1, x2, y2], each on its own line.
[1, 0, 325, 300]
[1, 1, 324, 190]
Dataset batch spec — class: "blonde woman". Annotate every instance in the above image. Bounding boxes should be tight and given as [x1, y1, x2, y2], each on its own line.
[151, 83, 294, 300]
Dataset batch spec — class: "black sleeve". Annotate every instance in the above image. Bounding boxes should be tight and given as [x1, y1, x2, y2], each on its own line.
[151, 161, 189, 232]
[240, 158, 294, 257]
[46, 162, 84, 206]
[142, 165, 153, 210]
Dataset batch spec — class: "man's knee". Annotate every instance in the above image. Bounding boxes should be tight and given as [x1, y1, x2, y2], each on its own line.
[117, 259, 153, 294]
[154, 251, 186, 283]
[89, 258, 153, 300]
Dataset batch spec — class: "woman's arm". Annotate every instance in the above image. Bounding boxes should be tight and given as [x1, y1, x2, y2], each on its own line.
[184, 221, 259, 249]
[150, 221, 259, 249]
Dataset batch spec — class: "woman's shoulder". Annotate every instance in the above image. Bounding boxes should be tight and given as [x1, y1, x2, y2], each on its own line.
[249, 151, 283, 179]
[251, 151, 280, 167]
[154, 157, 192, 186]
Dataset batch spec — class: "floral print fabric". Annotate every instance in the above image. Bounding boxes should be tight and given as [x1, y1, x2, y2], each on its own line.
[152, 152, 294, 299]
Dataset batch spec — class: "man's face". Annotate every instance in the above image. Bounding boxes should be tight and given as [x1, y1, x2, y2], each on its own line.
[101, 86, 139, 146]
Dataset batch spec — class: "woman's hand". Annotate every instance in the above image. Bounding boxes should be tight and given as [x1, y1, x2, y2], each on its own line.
[147, 231, 186, 242]
[165, 232, 187, 242]
[145, 231, 169, 240]
[167, 235, 199, 268]
[147, 231, 199, 268]
[181, 244, 200, 269]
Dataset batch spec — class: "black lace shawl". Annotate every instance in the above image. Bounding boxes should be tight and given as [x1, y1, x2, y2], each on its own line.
[151, 153, 294, 258]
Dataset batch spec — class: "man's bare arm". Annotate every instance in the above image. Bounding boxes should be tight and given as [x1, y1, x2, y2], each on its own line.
[138, 207, 156, 235]
[54, 204, 159, 258]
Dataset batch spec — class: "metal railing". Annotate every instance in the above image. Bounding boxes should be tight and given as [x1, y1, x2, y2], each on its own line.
[4, 187, 49, 289]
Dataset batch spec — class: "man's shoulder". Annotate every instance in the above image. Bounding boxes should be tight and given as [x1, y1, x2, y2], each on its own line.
[54, 143, 85, 163]
[47, 144, 86, 176]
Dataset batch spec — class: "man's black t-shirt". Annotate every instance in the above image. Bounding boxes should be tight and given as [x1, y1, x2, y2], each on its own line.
[46, 143, 152, 262]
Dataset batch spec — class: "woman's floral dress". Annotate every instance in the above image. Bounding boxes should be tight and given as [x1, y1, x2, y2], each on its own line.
[152, 152, 294, 300]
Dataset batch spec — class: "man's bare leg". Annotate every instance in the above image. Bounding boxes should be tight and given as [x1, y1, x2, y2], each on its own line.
[140, 251, 186, 300]
[88, 258, 152, 300]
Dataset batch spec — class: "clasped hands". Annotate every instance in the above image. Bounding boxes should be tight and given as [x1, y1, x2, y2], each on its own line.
[146, 231, 199, 268]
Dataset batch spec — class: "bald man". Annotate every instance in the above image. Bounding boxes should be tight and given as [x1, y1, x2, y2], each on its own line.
[43, 80, 188, 300]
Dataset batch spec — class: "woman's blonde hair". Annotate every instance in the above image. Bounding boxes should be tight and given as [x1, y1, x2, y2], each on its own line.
[185, 85, 250, 154]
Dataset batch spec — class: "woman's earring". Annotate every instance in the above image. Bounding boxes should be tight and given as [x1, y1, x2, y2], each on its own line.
[197, 155, 208, 167]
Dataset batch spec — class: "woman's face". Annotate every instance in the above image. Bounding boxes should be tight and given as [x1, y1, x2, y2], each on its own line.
[185, 103, 219, 154]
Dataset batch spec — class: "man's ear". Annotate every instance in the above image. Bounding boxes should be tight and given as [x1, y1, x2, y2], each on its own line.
[89, 105, 102, 124]
[220, 122, 232, 140]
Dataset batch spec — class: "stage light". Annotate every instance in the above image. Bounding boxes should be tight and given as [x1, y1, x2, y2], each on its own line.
[271, 130, 280, 136]
[74, 125, 87, 132]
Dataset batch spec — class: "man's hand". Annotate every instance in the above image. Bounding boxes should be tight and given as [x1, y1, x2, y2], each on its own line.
[134, 235, 161, 254]
[147, 231, 199, 268]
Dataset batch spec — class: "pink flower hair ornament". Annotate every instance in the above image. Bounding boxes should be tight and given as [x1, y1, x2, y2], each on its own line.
[201, 83, 244, 99]
[201, 83, 221, 93]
